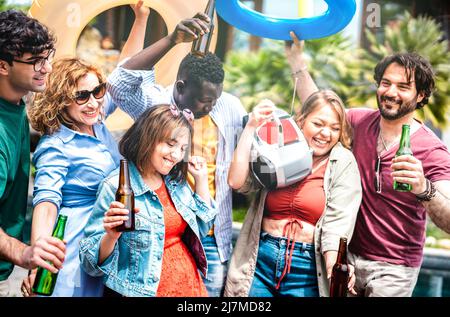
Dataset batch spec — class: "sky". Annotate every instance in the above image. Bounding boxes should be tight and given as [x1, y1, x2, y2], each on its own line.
[7, 0, 31, 4]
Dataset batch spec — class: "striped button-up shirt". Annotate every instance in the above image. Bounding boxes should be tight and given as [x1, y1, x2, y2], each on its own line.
[108, 66, 246, 262]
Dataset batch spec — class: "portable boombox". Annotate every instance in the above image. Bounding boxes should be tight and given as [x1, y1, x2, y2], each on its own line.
[245, 108, 313, 190]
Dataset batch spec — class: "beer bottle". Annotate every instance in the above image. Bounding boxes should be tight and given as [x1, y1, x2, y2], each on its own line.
[32, 214, 67, 296]
[191, 0, 215, 57]
[329, 237, 349, 297]
[115, 159, 135, 232]
[393, 124, 413, 192]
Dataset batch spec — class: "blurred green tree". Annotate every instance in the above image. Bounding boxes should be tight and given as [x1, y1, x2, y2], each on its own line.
[361, 12, 450, 128]
[224, 12, 450, 129]
[224, 32, 363, 113]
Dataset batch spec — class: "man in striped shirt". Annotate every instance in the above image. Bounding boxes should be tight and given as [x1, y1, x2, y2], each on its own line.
[107, 12, 246, 296]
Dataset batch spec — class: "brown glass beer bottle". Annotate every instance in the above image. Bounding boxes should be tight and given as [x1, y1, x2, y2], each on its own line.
[115, 159, 135, 232]
[191, 0, 215, 57]
[329, 237, 349, 297]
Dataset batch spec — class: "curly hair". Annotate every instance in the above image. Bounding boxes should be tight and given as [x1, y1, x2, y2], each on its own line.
[28, 58, 105, 135]
[374, 53, 435, 110]
[0, 9, 55, 63]
[119, 105, 193, 183]
[177, 52, 224, 87]
[295, 90, 353, 149]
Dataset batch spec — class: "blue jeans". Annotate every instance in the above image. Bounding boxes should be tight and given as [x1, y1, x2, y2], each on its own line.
[201, 235, 228, 297]
[249, 232, 319, 297]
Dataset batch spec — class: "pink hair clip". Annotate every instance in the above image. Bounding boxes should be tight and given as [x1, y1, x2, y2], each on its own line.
[169, 104, 194, 124]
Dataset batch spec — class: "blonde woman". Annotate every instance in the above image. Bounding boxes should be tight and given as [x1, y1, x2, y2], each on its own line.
[225, 91, 361, 297]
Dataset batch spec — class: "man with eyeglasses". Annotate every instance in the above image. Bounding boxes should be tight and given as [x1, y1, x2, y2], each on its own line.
[286, 33, 450, 297]
[0, 9, 66, 297]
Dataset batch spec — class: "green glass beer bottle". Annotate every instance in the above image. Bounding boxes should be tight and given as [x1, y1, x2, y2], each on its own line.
[393, 124, 413, 192]
[32, 214, 67, 296]
[329, 237, 349, 297]
[191, 0, 215, 57]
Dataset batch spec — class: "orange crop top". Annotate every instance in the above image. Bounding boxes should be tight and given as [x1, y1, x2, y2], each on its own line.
[264, 160, 327, 225]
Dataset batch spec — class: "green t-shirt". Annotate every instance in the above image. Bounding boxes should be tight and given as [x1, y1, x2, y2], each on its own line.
[0, 97, 30, 281]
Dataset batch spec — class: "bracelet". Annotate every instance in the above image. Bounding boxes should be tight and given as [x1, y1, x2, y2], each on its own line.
[291, 65, 308, 76]
[416, 179, 437, 202]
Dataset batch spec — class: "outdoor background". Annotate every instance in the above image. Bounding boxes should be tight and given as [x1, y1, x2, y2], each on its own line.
[1, 0, 449, 296]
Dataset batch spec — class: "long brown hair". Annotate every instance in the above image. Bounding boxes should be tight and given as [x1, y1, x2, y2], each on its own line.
[119, 105, 193, 182]
[295, 90, 352, 149]
[28, 58, 105, 135]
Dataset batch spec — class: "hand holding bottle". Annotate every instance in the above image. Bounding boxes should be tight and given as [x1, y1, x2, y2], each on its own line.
[20, 236, 66, 297]
[20, 236, 66, 272]
[169, 12, 210, 45]
[391, 155, 427, 195]
[103, 201, 140, 240]
[325, 258, 357, 296]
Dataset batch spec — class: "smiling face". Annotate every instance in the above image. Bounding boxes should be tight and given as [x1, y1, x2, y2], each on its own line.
[1, 50, 53, 102]
[300, 104, 341, 158]
[376, 62, 424, 121]
[150, 128, 190, 176]
[65, 72, 103, 135]
[176, 80, 223, 119]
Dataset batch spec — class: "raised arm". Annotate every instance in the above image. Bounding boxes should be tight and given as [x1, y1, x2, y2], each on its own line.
[228, 100, 275, 190]
[285, 31, 319, 104]
[122, 12, 211, 70]
[118, 0, 150, 63]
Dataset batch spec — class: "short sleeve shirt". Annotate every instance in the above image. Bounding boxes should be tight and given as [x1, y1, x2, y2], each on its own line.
[347, 108, 450, 267]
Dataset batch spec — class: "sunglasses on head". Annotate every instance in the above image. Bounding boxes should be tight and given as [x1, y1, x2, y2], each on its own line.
[169, 104, 194, 124]
[73, 82, 107, 105]
[374, 155, 382, 194]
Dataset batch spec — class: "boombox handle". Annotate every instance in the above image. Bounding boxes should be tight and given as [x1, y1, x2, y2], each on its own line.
[243, 111, 285, 147]
[272, 115, 285, 147]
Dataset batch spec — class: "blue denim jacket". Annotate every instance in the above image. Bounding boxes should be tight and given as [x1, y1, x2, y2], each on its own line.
[79, 163, 217, 297]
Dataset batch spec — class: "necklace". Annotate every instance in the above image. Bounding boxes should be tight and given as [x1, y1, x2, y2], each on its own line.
[379, 131, 390, 152]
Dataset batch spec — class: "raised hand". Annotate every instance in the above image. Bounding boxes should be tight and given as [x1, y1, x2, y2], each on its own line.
[188, 155, 208, 182]
[247, 99, 276, 129]
[285, 31, 307, 74]
[169, 12, 211, 45]
[131, 0, 150, 21]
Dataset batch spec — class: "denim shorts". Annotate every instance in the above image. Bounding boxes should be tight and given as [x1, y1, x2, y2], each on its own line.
[249, 232, 319, 297]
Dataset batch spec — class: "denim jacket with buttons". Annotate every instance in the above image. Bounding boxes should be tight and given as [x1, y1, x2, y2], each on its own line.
[79, 163, 217, 297]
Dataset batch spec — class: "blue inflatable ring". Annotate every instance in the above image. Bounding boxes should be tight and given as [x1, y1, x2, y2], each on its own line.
[216, 0, 356, 40]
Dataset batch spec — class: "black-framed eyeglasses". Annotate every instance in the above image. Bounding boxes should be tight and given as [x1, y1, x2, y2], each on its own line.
[12, 49, 55, 72]
[73, 82, 107, 105]
[374, 155, 382, 193]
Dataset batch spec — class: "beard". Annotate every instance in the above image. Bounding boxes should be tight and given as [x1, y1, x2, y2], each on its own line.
[377, 94, 418, 121]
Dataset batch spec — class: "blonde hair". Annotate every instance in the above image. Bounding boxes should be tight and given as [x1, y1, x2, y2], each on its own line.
[295, 90, 352, 149]
[28, 57, 105, 135]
